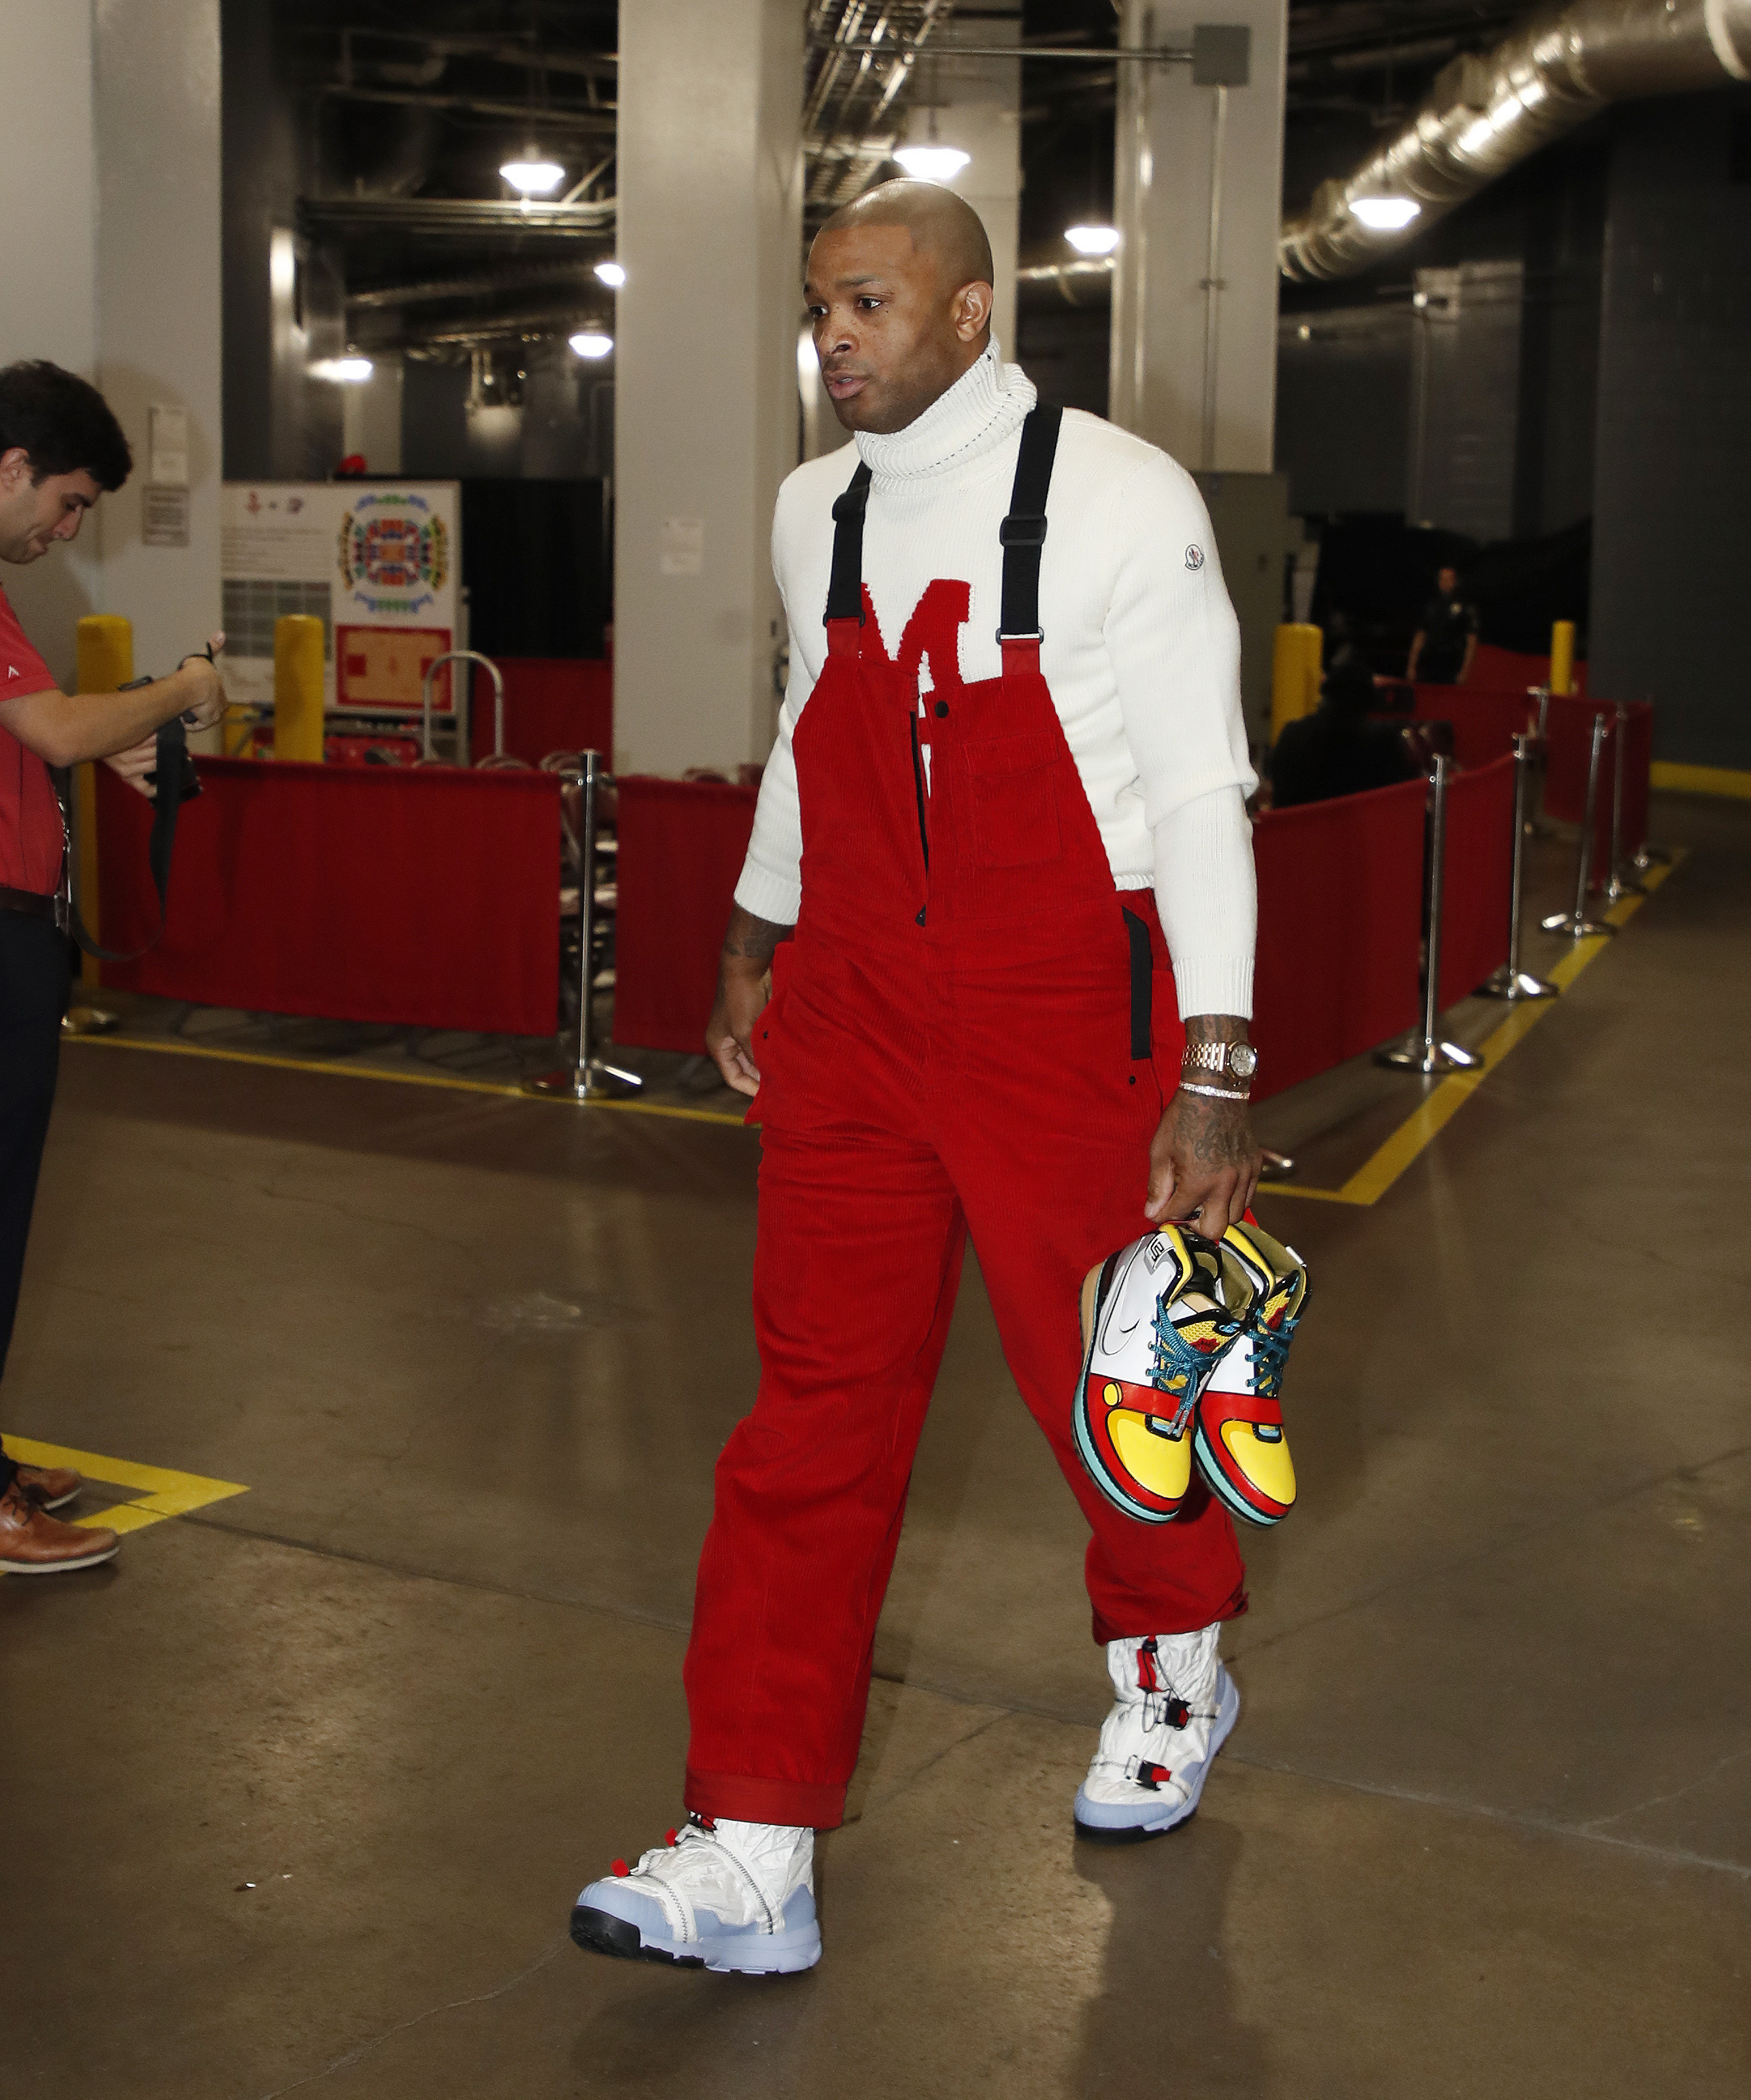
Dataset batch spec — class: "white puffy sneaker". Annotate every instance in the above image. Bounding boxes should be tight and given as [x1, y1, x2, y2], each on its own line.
[1073, 1623, 1239, 1843]
[570, 1816, 820, 1974]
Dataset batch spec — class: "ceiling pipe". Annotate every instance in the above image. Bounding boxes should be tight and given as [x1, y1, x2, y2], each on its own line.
[1280, 0, 1751, 282]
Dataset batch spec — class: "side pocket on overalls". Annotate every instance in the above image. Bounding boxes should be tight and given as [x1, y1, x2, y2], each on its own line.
[1120, 907, 1152, 1063]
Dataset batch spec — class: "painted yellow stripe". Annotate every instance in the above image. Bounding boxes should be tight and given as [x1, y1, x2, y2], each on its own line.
[1263, 853, 1681, 1209]
[65, 1032, 747, 1128]
[3, 1433, 248, 1539]
[1650, 761, 1751, 801]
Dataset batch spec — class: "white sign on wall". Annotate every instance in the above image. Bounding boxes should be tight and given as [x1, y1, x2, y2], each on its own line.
[220, 482, 462, 714]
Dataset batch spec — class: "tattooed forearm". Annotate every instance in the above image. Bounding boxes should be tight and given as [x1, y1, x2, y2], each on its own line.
[721, 905, 794, 967]
[1182, 1012, 1251, 1048]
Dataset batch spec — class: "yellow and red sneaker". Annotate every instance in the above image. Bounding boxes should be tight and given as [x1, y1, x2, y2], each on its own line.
[1075, 1226, 1246, 1524]
[1193, 1222, 1309, 1528]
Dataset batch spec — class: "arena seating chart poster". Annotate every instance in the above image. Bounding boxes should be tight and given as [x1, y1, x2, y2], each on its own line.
[220, 482, 461, 714]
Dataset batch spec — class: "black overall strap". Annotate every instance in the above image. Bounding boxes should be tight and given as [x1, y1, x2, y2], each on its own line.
[57, 710, 202, 963]
[824, 459, 873, 633]
[997, 403, 1063, 652]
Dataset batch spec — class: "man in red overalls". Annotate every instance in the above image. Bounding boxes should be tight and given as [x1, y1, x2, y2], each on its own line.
[573, 184, 1262, 1973]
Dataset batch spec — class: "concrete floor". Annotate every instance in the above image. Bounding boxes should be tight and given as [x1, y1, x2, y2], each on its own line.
[2, 795, 1746, 2098]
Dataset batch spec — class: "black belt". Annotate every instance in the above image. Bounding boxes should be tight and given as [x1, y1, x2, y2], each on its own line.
[0, 884, 56, 920]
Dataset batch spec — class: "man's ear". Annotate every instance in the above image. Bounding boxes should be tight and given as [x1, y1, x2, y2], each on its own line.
[952, 280, 995, 344]
[0, 448, 32, 491]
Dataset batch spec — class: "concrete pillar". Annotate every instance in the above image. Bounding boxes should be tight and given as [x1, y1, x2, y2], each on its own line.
[614, 0, 804, 776]
[0, 1, 221, 691]
[93, 0, 224, 683]
[0, 2, 102, 682]
[1109, 2, 1288, 473]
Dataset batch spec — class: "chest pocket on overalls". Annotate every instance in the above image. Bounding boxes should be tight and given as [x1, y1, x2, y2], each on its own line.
[966, 733, 1063, 869]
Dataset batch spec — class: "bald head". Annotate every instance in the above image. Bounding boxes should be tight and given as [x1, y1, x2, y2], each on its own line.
[805, 181, 997, 435]
[822, 180, 995, 304]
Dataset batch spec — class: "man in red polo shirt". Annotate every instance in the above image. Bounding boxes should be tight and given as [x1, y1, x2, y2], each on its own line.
[0, 360, 225, 1574]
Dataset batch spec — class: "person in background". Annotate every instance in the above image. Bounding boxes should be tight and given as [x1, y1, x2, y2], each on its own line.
[1407, 564, 1478, 686]
[1271, 659, 1422, 810]
[0, 359, 226, 1574]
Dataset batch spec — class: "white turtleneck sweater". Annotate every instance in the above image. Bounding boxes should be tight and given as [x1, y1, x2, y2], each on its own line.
[735, 344, 1258, 1018]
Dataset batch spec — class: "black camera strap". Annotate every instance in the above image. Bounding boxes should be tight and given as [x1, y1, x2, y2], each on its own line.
[57, 708, 202, 963]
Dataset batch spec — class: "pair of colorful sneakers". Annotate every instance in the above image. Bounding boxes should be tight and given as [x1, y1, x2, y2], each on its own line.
[1074, 1220, 1308, 1528]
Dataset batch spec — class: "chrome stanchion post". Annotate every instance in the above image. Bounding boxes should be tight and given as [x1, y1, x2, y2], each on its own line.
[1541, 710, 1616, 939]
[526, 751, 643, 1100]
[1377, 755, 1480, 1074]
[1525, 686, 1556, 838]
[1482, 733, 1556, 1001]
[1601, 701, 1646, 901]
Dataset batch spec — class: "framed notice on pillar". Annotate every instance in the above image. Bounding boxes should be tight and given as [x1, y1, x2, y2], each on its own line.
[220, 482, 461, 715]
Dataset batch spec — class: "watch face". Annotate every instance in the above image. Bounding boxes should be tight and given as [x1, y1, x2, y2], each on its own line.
[1229, 1044, 1258, 1080]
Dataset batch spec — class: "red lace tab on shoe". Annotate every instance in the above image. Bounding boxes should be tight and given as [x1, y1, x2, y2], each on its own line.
[1137, 1636, 1159, 1692]
[610, 1858, 629, 1876]
[665, 1829, 678, 1847]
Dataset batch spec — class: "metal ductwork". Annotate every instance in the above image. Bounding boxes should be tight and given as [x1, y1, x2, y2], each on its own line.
[1280, 0, 1751, 282]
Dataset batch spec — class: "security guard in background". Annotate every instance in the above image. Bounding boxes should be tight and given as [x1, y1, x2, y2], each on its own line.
[0, 360, 225, 1574]
[1406, 563, 1478, 686]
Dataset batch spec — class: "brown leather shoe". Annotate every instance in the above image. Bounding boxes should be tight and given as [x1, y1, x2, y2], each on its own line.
[14, 1462, 80, 1511]
[0, 1478, 118, 1574]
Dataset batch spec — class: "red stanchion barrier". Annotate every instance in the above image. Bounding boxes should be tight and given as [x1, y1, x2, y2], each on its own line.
[612, 776, 759, 1053]
[1250, 776, 1427, 1101]
[95, 759, 561, 1035]
[1437, 755, 1514, 1010]
[1410, 685, 1538, 769]
[1462, 642, 1588, 694]
[467, 657, 614, 765]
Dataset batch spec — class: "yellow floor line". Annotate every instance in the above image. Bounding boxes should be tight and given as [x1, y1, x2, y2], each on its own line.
[3, 1434, 248, 1539]
[1264, 854, 1681, 1208]
[65, 1033, 748, 1127]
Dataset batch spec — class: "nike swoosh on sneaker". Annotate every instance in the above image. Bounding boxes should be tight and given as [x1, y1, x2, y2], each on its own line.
[1097, 1243, 1149, 1357]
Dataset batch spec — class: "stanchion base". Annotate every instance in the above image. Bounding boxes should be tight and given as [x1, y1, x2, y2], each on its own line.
[1256, 1148, 1297, 1181]
[1599, 872, 1646, 901]
[1376, 1037, 1480, 1075]
[61, 1006, 121, 1037]
[524, 1059, 645, 1102]
[1539, 912, 1616, 939]
[1480, 966, 1558, 1002]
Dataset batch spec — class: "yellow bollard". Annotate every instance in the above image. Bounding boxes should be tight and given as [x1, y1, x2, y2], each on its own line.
[273, 614, 326, 762]
[1548, 620, 1575, 697]
[1271, 622, 1323, 743]
[72, 615, 135, 986]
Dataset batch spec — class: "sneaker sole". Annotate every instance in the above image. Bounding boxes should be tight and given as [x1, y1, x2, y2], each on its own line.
[1073, 1669, 1240, 1845]
[569, 1903, 821, 1976]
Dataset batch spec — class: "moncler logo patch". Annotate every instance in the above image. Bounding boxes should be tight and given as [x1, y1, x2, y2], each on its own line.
[7, 665, 19, 678]
[1184, 545, 1205, 572]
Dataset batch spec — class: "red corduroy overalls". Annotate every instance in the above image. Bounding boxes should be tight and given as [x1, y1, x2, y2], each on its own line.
[684, 407, 1247, 1829]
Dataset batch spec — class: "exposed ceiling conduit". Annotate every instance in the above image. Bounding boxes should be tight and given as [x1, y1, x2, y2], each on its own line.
[1280, 0, 1751, 282]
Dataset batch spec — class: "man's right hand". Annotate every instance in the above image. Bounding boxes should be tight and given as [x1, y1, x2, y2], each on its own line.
[176, 630, 227, 732]
[705, 905, 793, 1097]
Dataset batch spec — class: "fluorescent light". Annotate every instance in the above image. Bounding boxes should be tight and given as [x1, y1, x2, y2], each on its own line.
[1065, 225, 1120, 257]
[501, 158, 565, 196]
[1350, 196, 1422, 231]
[893, 145, 971, 180]
[569, 331, 614, 360]
[312, 356, 373, 384]
[593, 260, 626, 289]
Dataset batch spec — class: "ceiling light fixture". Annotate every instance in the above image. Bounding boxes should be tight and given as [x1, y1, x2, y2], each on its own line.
[501, 157, 566, 196]
[1064, 225, 1121, 257]
[894, 144, 971, 180]
[312, 356, 374, 384]
[593, 260, 626, 289]
[569, 331, 614, 360]
[1349, 195, 1422, 231]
